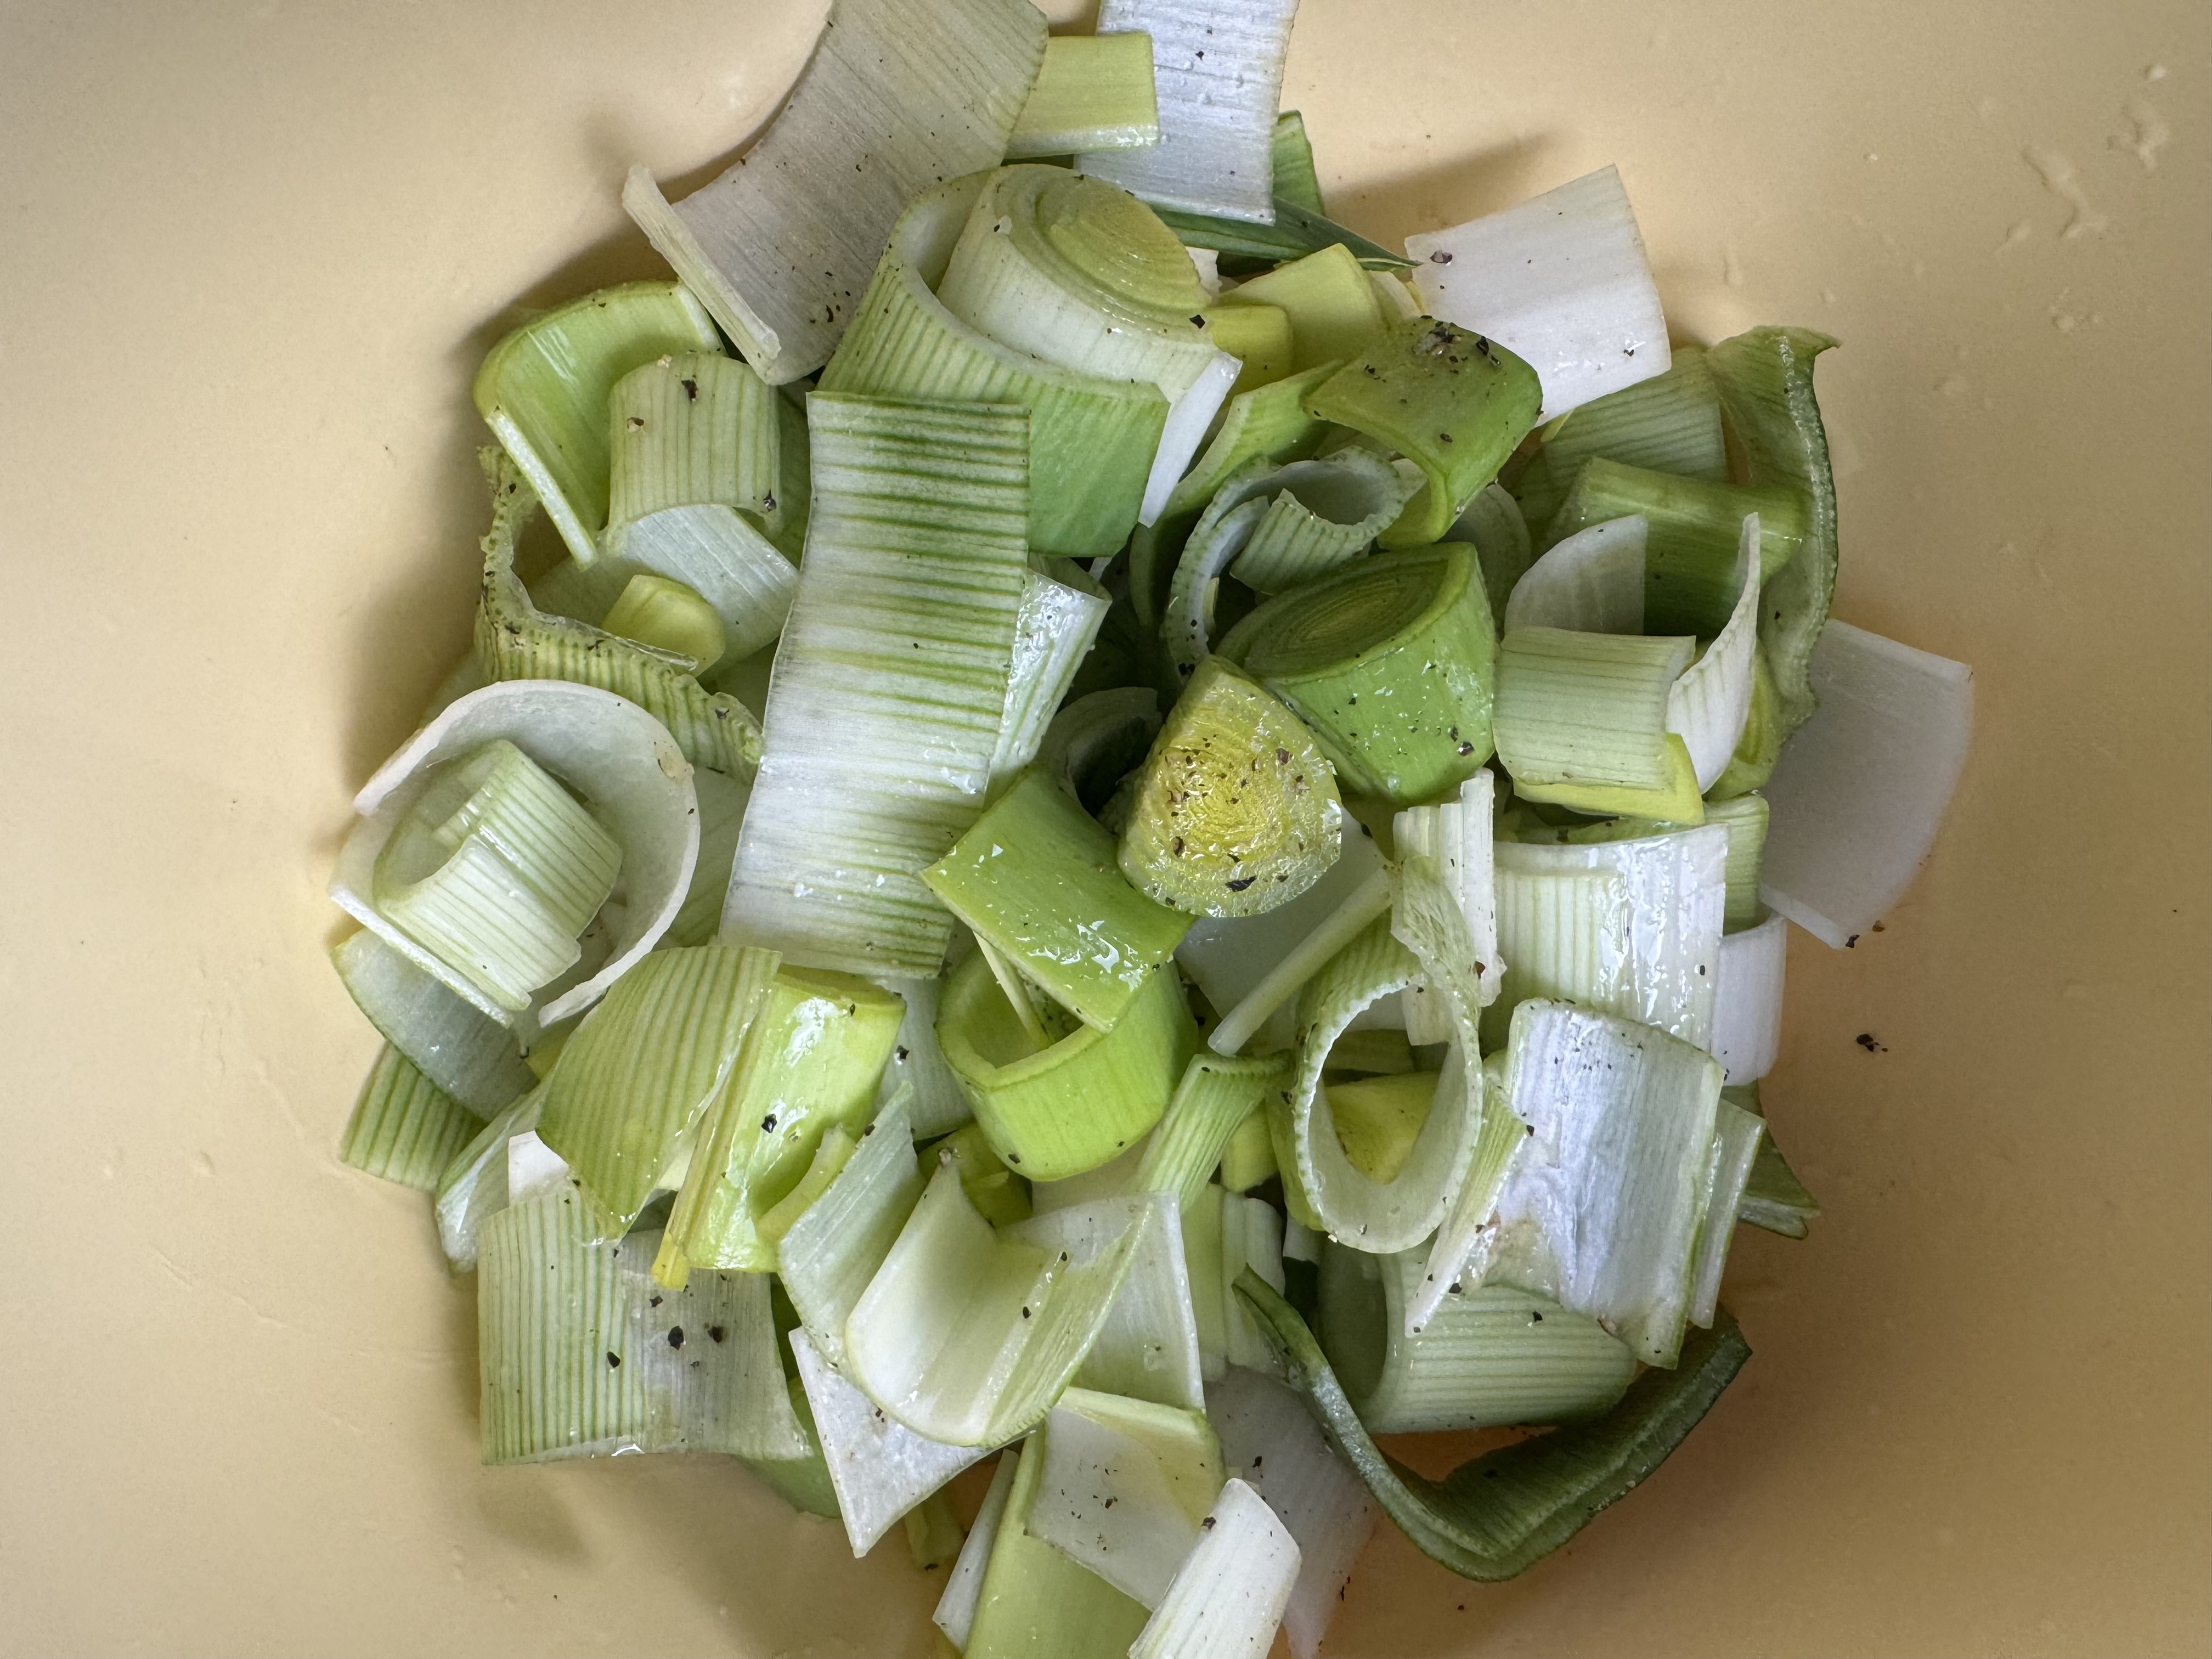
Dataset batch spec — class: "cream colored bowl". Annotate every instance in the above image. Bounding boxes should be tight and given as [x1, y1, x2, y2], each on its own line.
[2, 1, 2204, 1653]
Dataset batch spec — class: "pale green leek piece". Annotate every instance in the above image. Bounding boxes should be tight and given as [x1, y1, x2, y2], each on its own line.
[1005, 32, 1161, 157]
[340, 1044, 482, 1191]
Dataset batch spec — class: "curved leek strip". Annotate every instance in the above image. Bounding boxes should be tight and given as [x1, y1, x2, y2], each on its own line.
[1687, 1094, 1765, 1329]
[1488, 825, 1727, 1050]
[1757, 620, 1973, 948]
[1015, 1193, 1204, 1410]
[601, 513, 797, 668]
[1130, 1477, 1300, 1659]
[843, 1159, 1154, 1444]
[1219, 450, 1408, 595]
[1306, 320, 1543, 549]
[1079, 0, 1299, 223]
[1007, 32, 1161, 156]
[879, 975, 975, 1138]
[1493, 624, 1696, 798]
[1393, 771, 1501, 1043]
[1040, 687, 1163, 813]
[1664, 520, 1763, 791]
[1501, 514, 1647, 635]
[1488, 1000, 1723, 1365]
[933, 1119, 1034, 1228]
[1510, 342, 1728, 531]
[780, 1092, 925, 1368]
[967, 1432, 1153, 1658]
[1137, 1053, 1291, 1217]
[1030, 1389, 1224, 1608]
[433, 1086, 543, 1271]
[665, 768, 749, 949]
[720, 394, 1032, 980]
[475, 454, 763, 777]
[937, 951, 1196, 1180]
[1220, 244, 1387, 374]
[476, 1187, 807, 1464]
[1708, 646, 1784, 800]
[994, 562, 1112, 783]
[1571, 792, 1769, 934]
[1164, 493, 1269, 670]
[472, 281, 720, 563]
[1739, 1114, 1820, 1239]
[620, 0, 1046, 383]
[1706, 326, 1841, 733]
[1219, 543, 1497, 807]
[1450, 482, 1532, 625]
[1204, 300, 1294, 397]
[1711, 909, 1787, 1086]
[606, 351, 777, 522]
[1318, 1244, 1636, 1434]
[1406, 166, 1669, 423]
[819, 175, 1168, 560]
[331, 678, 701, 1028]
[934, 1448, 1019, 1650]
[655, 968, 905, 1283]
[1118, 658, 1345, 918]
[340, 1045, 481, 1191]
[533, 945, 780, 1231]
[1159, 360, 1338, 525]
[1236, 1270, 1750, 1581]
[1154, 197, 1414, 273]
[330, 932, 534, 1114]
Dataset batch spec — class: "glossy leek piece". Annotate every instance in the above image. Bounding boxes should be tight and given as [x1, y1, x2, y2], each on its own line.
[992, 562, 1112, 787]
[936, 950, 1198, 1181]
[1218, 244, 1389, 373]
[340, 1044, 482, 1190]
[1129, 1478, 1300, 1659]
[1118, 658, 1345, 918]
[964, 1430, 1152, 1659]
[330, 930, 535, 1114]
[1305, 319, 1543, 548]
[597, 573, 728, 674]
[1493, 625, 1697, 799]
[923, 769, 1192, 1032]
[1219, 542, 1499, 808]
[1005, 32, 1161, 157]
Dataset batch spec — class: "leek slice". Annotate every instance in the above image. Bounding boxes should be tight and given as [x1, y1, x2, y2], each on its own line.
[330, 931, 534, 1114]
[605, 351, 778, 522]
[621, 0, 1046, 383]
[935, 1448, 1019, 1650]
[1706, 326, 1841, 732]
[1708, 646, 1784, 800]
[1219, 542, 1497, 808]
[937, 950, 1196, 1180]
[1488, 999, 1723, 1365]
[1028, 1389, 1224, 1607]
[780, 1092, 926, 1368]
[1158, 360, 1338, 525]
[656, 967, 904, 1281]
[1488, 825, 1726, 1049]
[1218, 1191, 1288, 1373]
[1711, 909, 1787, 1084]
[720, 394, 1032, 980]
[1203, 300, 1294, 397]
[600, 516, 797, 669]
[1136, 1053, 1291, 1217]
[1007, 33, 1161, 157]
[1217, 1111, 1276, 1193]
[1161, 493, 1267, 672]
[935, 1122, 1036, 1228]
[788, 1328, 989, 1558]
[1080, 0, 1300, 224]
[1500, 514, 1647, 636]
[1040, 687, 1163, 814]
[475, 454, 763, 778]
[966, 1430, 1152, 1659]
[1128, 1477, 1300, 1659]
[1218, 244, 1387, 373]
[1454, 479, 1534, 633]
[1664, 521, 1763, 791]
[1012, 1193, 1204, 1410]
[819, 174, 1168, 560]
[743, 1373, 843, 1520]
[923, 769, 1190, 1032]
[1687, 1095, 1765, 1328]
[1758, 620, 1973, 947]
[995, 563, 1111, 785]
[330, 677, 702, 1028]
[1212, 449, 1409, 596]
[1740, 1117, 1820, 1238]
[476, 1188, 805, 1464]
[665, 767, 749, 949]
[1558, 791, 1769, 935]
[472, 281, 720, 563]
[1305, 320, 1543, 548]
[1406, 166, 1669, 422]
[534, 945, 780, 1231]
[1318, 1244, 1635, 1432]
[882, 974, 979, 1139]
[1393, 771, 1502, 1043]
[843, 1159, 1153, 1444]
[1118, 658, 1345, 918]
[1269, 112, 1324, 216]
[596, 573, 727, 673]
[434, 1086, 543, 1271]
[340, 1044, 481, 1191]
[1493, 625, 1696, 796]
[1237, 1271, 1750, 1581]
[1510, 342, 1728, 531]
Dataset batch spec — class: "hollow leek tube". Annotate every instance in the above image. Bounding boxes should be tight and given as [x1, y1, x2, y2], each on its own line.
[1118, 657, 1345, 918]
[1304, 319, 1543, 549]
[936, 950, 1198, 1180]
[1218, 543, 1497, 808]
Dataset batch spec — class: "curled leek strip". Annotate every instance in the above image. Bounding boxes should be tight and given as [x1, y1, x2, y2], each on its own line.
[1038, 686, 1162, 813]
[1665, 517, 1764, 791]
[1227, 449, 1409, 595]
[1501, 514, 1649, 635]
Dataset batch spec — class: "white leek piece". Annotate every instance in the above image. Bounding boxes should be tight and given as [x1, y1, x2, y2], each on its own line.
[1487, 1000, 1724, 1366]
[600, 509, 798, 668]
[621, 0, 1046, 383]
[330, 680, 700, 1028]
[1489, 824, 1727, 1049]
[1688, 1095, 1765, 1328]
[1028, 1389, 1224, 1608]
[330, 931, 534, 1114]
[779, 1092, 925, 1368]
[1453, 481, 1533, 623]
[1664, 520, 1763, 791]
[1395, 771, 1502, 1042]
[1080, 0, 1301, 224]
[967, 1430, 1153, 1657]
[1318, 1244, 1637, 1432]
[935, 1448, 1020, 1650]
[1013, 1194, 1204, 1412]
[1710, 909, 1787, 1084]
[1008, 33, 1162, 157]
[606, 351, 778, 522]
[720, 394, 1031, 979]
[1128, 1477, 1300, 1659]
[476, 1188, 806, 1463]
[1398, 1051, 1529, 1338]
[1500, 515, 1647, 636]
[434, 1086, 544, 1271]
[993, 562, 1112, 785]
[504, 1128, 571, 1207]
[789, 1328, 988, 1558]
[340, 1045, 481, 1192]
[1406, 166, 1670, 421]
[1203, 1368, 1373, 1659]
[844, 1160, 1152, 1444]
[879, 976, 975, 1138]
[1758, 620, 1974, 947]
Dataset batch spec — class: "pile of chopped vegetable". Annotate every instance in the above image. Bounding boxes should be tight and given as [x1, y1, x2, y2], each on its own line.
[327, 2, 1972, 1652]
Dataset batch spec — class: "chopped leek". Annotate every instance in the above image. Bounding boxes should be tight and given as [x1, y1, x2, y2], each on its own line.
[1136, 1053, 1291, 1217]
[1128, 1477, 1300, 1659]
[965, 1427, 1152, 1659]
[1711, 909, 1788, 1084]
[1217, 1110, 1277, 1193]
[1739, 1107, 1821, 1238]
[1686, 1094, 1765, 1328]
[1393, 771, 1502, 1044]
[1218, 244, 1387, 373]
[330, 930, 534, 1114]
[1500, 514, 1648, 636]
[605, 351, 778, 522]
[434, 1086, 543, 1271]
[995, 562, 1111, 785]
[1027, 1388, 1224, 1607]
[340, 1044, 481, 1191]
[933, 1121, 1034, 1227]
[779, 1092, 926, 1368]
[1152, 196, 1414, 274]
[934, 1448, 1019, 1650]
[1039, 687, 1163, 815]
[1158, 360, 1339, 527]
[1268, 112, 1324, 217]
[1202, 300, 1294, 397]
[1012, 1193, 1204, 1410]
[1007, 32, 1161, 158]
[1510, 342, 1727, 531]
[1493, 625, 1697, 797]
